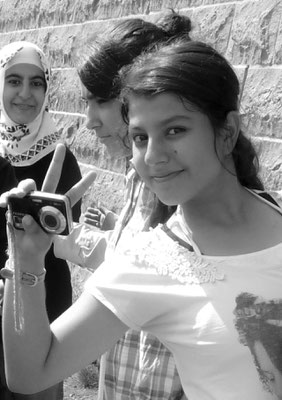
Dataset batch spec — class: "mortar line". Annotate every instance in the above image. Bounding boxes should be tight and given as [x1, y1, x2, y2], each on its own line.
[78, 162, 126, 177]
[0, 1, 248, 35]
[252, 136, 282, 144]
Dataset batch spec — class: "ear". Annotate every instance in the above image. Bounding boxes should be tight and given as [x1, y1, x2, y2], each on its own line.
[221, 111, 241, 156]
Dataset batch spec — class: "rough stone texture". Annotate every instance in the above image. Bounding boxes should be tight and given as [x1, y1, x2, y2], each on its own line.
[240, 67, 282, 139]
[254, 140, 282, 190]
[79, 163, 126, 215]
[226, 0, 282, 65]
[0, 0, 281, 212]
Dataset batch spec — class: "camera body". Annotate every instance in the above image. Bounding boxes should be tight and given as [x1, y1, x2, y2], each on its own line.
[8, 191, 73, 236]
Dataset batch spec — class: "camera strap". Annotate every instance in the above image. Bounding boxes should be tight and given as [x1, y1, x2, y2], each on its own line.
[6, 216, 24, 334]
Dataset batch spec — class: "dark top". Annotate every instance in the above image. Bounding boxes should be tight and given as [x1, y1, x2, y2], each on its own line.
[14, 147, 82, 322]
[0, 157, 18, 271]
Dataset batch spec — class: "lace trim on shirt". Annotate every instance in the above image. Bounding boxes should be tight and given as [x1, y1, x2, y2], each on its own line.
[123, 227, 225, 285]
[3, 131, 60, 163]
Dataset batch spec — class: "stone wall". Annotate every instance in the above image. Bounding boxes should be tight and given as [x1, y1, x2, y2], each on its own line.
[0, 0, 281, 213]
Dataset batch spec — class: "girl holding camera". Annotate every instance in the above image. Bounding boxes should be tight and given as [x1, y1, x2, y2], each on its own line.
[1, 40, 282, 399]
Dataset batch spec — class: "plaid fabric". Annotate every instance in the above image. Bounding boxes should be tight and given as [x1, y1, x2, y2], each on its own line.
[99, 170, 183, 400]
[102, 330, 183, 400]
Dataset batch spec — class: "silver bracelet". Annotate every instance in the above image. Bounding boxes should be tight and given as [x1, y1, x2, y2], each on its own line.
[0, 267, 46, 287]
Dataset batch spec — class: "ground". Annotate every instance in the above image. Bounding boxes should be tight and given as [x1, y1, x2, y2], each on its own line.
[64, 372, 98, 400]
[64, 265, 100, 399]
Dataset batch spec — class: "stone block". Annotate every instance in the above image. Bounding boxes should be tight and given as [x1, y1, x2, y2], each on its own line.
[188, 3, 235, 54]
[79, 163, 126, 214]
[226, 0, 282, 65]
[253, 139, 282, 190]
[0, 20, 115, 68]
[70, 124, 128, 174]
[49, 69, 82, 113]
[240, 68, 282, 138]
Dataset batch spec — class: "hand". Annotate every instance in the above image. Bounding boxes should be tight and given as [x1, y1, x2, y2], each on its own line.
[83, 206, 117, 231]
[0, 144, 96, 267]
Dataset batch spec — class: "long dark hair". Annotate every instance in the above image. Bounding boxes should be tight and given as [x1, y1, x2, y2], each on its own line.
[120, 40, 264, 225]
[78, 11, 192, 100]
[121, 40, 263, 190]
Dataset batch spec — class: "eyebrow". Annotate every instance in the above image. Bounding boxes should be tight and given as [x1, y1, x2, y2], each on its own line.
[5, 73, 45, 81]
[129, 114, 193, 130]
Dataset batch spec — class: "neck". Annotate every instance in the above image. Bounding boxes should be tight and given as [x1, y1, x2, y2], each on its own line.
[181, 175, 248, 230]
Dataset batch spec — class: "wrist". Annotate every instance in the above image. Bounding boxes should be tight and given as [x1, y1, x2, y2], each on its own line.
[0, 266, 46, 287]
[19, 256, 46, 274]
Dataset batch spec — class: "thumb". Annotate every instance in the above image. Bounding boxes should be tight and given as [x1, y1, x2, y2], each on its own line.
[21, 214, 41, 234]
[98, 205, 108, 216]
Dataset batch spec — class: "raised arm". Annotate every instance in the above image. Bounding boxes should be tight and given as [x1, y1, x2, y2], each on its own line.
[1, 145, 127, 394]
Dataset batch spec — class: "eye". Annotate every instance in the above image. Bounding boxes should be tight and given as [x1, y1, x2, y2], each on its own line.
[131, 133, 148, 147]
[96, 97, 108, 105]
[7, 78, 21, 86]
[167, 127, 187, 136]
[31, 80, 45, 88]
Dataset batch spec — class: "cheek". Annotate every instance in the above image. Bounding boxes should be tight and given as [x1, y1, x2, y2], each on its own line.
[132, 147, 146, 175]
[2, 89, 11, 109]
[37, 91, 46, 108]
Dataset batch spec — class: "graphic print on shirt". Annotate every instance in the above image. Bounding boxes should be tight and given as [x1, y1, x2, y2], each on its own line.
[234, 292, 282, 399]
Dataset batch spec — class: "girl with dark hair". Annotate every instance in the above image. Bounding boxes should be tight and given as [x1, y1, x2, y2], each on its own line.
[55, 13, 192, 400]
[2, 40, 282, 399]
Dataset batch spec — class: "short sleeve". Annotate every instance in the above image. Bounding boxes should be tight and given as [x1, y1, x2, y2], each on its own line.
[84, 227, 195, 332]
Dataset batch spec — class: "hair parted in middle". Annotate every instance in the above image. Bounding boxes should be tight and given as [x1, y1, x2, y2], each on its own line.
[120, 40, 263, 192]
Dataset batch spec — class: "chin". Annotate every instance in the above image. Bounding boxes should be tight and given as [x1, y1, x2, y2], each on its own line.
[156, 196, 179, 207]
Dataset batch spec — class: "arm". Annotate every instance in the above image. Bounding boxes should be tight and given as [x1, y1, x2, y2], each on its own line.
[0, 147, 127, 393]
[3, 197, 127, 394]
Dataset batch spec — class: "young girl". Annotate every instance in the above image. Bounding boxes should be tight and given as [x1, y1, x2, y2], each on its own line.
[0, 41, 82, 400]
[60, 13, 191, 400]
[2, 40, 282, 400]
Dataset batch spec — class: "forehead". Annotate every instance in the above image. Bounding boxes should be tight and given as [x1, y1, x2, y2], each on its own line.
[5, 63, 45, 79]
[128, 93, 194, 122]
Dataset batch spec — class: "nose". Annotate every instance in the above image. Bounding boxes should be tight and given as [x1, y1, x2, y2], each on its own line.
[18, 82, 31, 99]
[144, 137, 169, 166]
[85, 106, 102, 130]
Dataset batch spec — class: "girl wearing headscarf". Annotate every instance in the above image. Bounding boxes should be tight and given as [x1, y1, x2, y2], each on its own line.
[0, 41, 82, 400]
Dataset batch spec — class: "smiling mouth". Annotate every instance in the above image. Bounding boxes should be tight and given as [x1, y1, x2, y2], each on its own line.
[152, 170, 183, 182]
[98, 135, 111, 141]
[14, 104, 34, 110]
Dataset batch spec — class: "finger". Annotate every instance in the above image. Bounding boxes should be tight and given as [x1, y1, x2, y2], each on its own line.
[21, 214, 42, 234]
[0, 179, 37, 207]
[83, 217, 98, 227]
[84, 214, 99, 222]
[18, 179, 37, 192]
[0, 191, 12, 207]
[85, 208, 100, 218]
[41, 143, 66, 193]
[65, 171, 96, 207]
[98, 206, 108, 215]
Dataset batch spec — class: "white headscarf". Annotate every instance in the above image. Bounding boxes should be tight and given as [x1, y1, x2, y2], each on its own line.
[0, 41, 61, 166]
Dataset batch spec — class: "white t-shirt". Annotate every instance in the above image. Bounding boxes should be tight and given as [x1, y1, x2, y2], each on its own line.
[85, 193, 282, 400]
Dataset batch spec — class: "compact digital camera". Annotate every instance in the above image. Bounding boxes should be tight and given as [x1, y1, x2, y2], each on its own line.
[8, 191, 73, 236]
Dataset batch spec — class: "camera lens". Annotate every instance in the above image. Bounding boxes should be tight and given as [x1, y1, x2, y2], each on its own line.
[39, 206, 66, 234]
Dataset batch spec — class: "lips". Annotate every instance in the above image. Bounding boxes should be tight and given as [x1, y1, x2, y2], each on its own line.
[97, 135, 112, 142]
[14, 104, 34, 110]
[152, 170, 183, 182]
